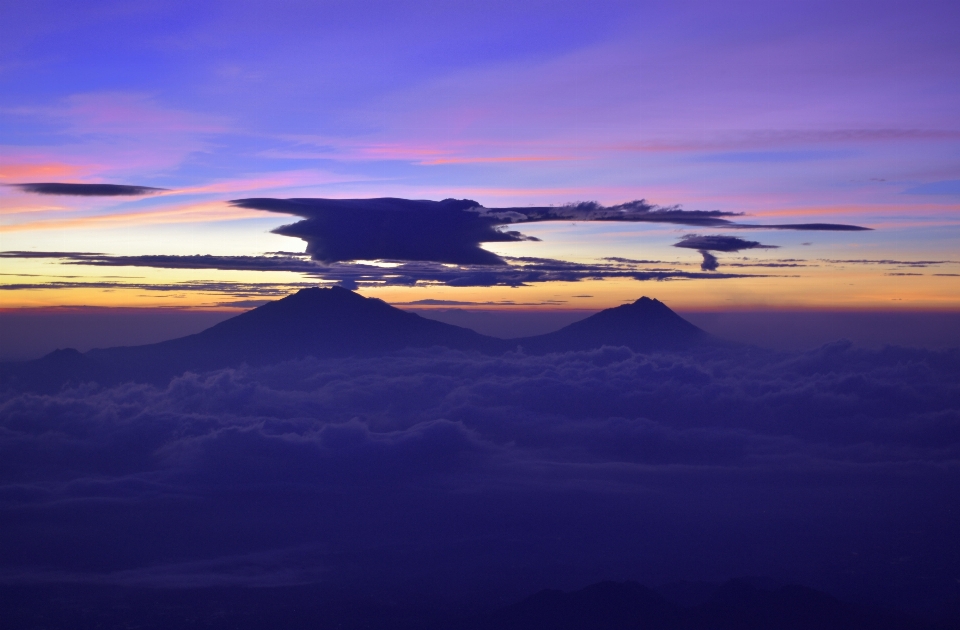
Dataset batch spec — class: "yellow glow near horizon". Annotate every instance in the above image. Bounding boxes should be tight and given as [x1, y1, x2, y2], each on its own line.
[3, 270, 958, 312]
[2, 181, 958, 312]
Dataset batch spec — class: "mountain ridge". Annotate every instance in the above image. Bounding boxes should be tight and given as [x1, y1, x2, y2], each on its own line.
[0, 287, 711, 391]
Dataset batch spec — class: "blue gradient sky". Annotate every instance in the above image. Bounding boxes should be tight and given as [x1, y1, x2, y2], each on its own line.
[1, 0, 958, 310]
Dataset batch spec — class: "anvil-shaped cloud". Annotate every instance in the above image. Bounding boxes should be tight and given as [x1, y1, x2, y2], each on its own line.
[231, 197, 869, 265]
[674, 234, 779, 271]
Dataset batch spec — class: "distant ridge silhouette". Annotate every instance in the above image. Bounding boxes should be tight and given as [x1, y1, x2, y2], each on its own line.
[0, 287, 711, 391]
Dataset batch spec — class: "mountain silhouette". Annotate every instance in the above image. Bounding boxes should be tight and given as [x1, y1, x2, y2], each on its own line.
[0, 287, 711, 391]
[518, 296, 707, 352]
[94, 285, 503, 366]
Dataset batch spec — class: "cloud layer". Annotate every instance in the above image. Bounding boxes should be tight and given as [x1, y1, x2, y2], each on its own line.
[0, 251, 767, 288]
[1, 342, 958, 612]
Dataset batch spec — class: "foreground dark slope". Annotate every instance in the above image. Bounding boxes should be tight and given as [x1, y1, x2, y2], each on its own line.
[479, 579, 937, 630]
[0, 287, 711, 390]
[0, 579, 941, 629]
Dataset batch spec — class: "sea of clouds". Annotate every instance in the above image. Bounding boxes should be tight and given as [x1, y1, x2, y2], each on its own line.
[1, 342, 958, 613]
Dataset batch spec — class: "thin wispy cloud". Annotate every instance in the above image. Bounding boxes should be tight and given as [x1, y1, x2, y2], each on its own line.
[0, 250, 770, 288]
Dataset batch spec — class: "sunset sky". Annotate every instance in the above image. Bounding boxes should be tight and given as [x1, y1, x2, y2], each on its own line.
[5, 3, 960, 623]
[1, 0, 958, 311]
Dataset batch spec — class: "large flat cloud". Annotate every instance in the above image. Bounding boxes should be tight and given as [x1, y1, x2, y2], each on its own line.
[230, 197, 870, 265]
[233, 197, 525, 265]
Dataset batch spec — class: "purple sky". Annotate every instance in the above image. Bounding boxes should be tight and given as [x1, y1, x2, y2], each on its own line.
[3, 5, 960, 618]
[1, 0, 958, 311]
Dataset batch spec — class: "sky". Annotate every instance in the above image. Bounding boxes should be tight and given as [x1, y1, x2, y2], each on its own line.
[2, 3, 960, 623]
[1, 0, 959, 313]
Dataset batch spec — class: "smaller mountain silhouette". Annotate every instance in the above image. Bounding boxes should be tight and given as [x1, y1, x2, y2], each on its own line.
[518, 297, 707, 353]
[0, 288, 711, 391]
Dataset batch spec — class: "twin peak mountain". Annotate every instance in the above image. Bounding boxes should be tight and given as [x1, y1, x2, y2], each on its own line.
[5, 287, 711, 389]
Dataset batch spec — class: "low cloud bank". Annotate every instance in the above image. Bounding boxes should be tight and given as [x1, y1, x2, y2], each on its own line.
[1, 343, 958, 613]
[0, 251, 766, 287]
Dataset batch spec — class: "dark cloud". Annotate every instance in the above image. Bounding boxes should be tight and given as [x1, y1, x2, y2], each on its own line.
[0, 251, 324, 273]
[821, 259, 956, 267]
[395, 299, 566, 306]
[673, 234, 778, 271]
[231, 197, 518, 265]
[758, 223, 869, 231]
[229, 197, 869, 265]
[396, 299, 487, 306]
[214, 299, 273, 308]
[334, 278, 359, 290]
[725, 262, 809, 268]
[698, 251, 719, 271]
[0, 343, 958, 613]
[0, 250, 107, 258]
[0, 251, 772, 288]
[603, 257, 665, 264]
[10, 183, 167, 196]
[674, 235, 779, 253]
[0, 280, 315, 295]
